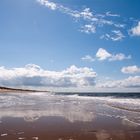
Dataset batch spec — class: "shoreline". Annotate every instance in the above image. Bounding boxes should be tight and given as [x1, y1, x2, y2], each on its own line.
[0, 86, 48, 93]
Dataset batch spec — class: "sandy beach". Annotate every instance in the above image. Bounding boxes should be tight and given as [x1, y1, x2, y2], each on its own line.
[0, 92, 140, 140]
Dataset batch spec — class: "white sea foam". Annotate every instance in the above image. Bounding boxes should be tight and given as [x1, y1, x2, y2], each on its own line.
[32, 137, 39, 140]
[1, 133, 8, 137]
[18, 137, 25, 140]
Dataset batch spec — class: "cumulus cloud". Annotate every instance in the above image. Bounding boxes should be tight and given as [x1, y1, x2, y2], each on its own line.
[37, 0, 126, 41]
[96, 48, 112, 60]
[121, 65, 140, 74]
[0, 64, 97, 88]
[81, 55, 95, 62]
[130, 21, 140, 36]
[96, 48, 131, 61]
[97, 76, 140, 88]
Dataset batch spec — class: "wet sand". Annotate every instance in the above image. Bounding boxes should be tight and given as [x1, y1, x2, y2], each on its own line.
[0, 92, 140, 140]
[0, 116, 140, 140]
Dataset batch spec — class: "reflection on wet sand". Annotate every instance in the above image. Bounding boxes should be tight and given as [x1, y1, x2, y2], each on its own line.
[95, 130, 110, 140]
[0, 107, 95, 123]
[0, 98, 96, 123]
[0, 92, 140, 140]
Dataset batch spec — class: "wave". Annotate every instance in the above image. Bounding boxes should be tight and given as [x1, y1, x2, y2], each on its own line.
[107, 104, 140, 113]
[55, 92, 140, 98]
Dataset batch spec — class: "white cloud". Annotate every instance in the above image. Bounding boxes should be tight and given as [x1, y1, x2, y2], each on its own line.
[0, 64, 97, 88]
[109, 53, 131, 61]
[1, 64, 140, 91]
[111, 30, 125, 41]
[37, 0, 95, 21]
[121, 65, 140, 74]
[37, 0, 57, 10]
[106, 11, 120, 17]
[96, 48, 112, 60]
[101, 30, 125, 41]
[80, 8, 93, 20]
[97, 76, 140, 88]
[37, 0, 126, 41]
[81, 55, 95, 62]
[131, 21, 140, 36]
[120, 76, 140, 88]
[80, 24, 96, 34]
[96, 48, 131, 61]
[114, 23, 125, 28]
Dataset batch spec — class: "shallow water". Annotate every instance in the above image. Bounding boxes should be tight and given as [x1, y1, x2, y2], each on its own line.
[0, 92, 140, 140]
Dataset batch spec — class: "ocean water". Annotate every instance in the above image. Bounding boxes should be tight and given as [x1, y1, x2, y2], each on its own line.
[56, 92, 140, 98]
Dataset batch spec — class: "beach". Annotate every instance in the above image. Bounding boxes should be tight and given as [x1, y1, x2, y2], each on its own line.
[0, 92, 140, 140]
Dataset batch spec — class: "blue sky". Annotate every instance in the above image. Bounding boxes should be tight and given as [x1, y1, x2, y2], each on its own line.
[0, 0, 140, 92]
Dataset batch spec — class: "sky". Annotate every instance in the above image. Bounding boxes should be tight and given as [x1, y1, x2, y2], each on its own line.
[0, 0, 140, 92]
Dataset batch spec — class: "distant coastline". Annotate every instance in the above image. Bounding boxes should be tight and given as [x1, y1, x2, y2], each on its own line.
[0, 86, 48, 93]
